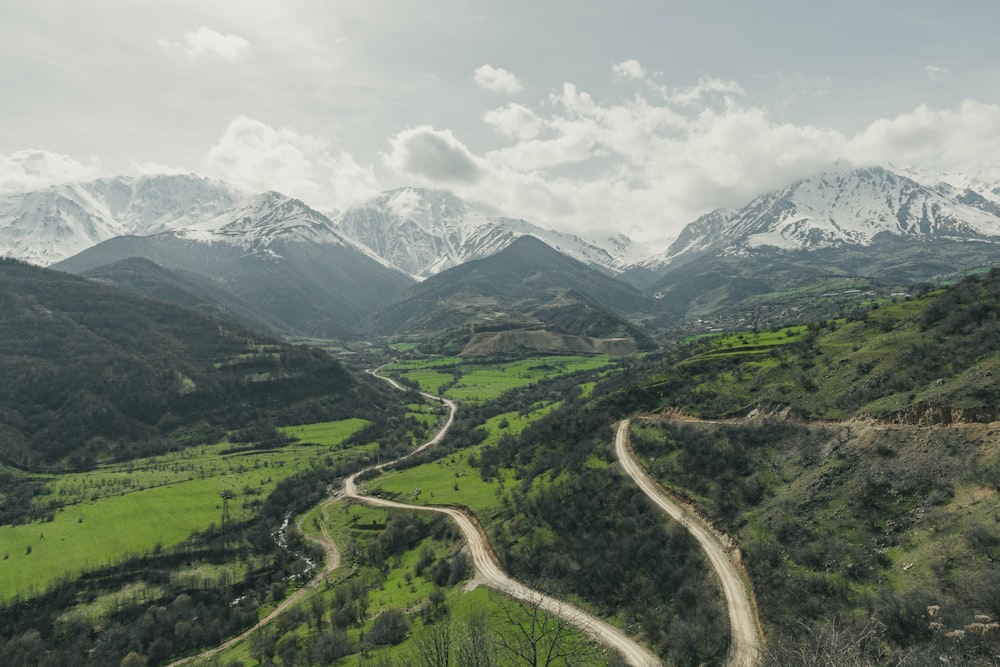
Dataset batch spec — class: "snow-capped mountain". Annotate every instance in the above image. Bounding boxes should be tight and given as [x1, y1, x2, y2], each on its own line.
[53, 190, 415, 337]
[0, 174, 245, 266]
[642, 165, 1000, 271]
[171, 191, 397, 268]
[335, 187, 630, 277]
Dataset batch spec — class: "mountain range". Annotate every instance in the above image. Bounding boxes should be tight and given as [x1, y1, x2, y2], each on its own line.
[6, 165, 1000, 341]
[336, 187, 634, 277]
[53, 192, 416, 339]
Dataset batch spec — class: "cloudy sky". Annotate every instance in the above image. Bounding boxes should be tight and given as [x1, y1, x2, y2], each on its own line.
[2, 0, 999, 249]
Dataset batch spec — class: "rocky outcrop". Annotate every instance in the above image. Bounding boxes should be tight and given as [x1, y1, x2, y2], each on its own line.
[881, 403, 1000, 425]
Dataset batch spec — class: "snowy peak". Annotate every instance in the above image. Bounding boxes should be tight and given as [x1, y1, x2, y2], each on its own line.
[651, 165, 1000, 268]
[335, 187, 628, 277]
[336, 187, 484, 276]
[170, 191, 399, 267]
[0, 174, 244, 265]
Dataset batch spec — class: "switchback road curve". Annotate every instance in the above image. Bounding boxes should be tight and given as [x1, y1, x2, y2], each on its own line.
[355, 367, 662, 667]
[614, 420, 763, 667]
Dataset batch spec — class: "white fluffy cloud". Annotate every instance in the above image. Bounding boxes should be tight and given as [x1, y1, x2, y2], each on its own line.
[204, 116, 378, 209]
[158, 27, 251, 62]
[383, 76, 1000, 247]
[473, 65, 524, 95]
[0, 149, 103, 195]
[612, 59, 646, 81]
[846, 100, 1000, 173]
[484, 103, 543, 141]
[383, 126, 485, 183]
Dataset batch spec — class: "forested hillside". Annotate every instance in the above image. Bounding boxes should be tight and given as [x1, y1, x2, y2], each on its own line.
[615, 269, 1000, 664]
[0, 258, 396, 471]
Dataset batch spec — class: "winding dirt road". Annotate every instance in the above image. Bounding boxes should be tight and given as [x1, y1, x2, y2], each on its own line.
[614, 420, 762, 667]
[349, 371, 663, 667]
[175, 369, 762, 667]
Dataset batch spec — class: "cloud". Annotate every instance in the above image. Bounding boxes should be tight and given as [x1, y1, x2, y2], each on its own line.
[0, 149, 102, 195]
[846, 100, 1000, 172]
[612, 59, 646, 81]
[669, 77, 746, 105]
[158, 27, 251, 63]
[924, 65, 949, 81]
[204, 116, 378, 209]
[483, 103, 543, 141]
[127, 160, 191, 176]
[385, 78, 1000, 249]
[383, 126, 485, 183]
[473, 65, 524, 95]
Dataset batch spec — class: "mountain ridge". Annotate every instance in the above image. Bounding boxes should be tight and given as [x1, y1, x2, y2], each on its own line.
[364, 235, 657, 350]
[641, 165, 1000, 272]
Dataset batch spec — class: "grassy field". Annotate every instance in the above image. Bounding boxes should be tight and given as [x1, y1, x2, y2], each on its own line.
[388, 355, 614, 403]
[368, 402, 561, 517]
[0, 419, 371, 603]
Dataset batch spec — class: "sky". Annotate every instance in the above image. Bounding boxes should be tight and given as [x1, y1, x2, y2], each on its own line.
[2, 0, 1000, 250]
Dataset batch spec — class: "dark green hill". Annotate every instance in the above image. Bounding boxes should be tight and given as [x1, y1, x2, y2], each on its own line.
[54, 234, 415, 339]
[0, 258, 395, 471]
[365, 236, 657, 350]
[82, 256, 295, 337]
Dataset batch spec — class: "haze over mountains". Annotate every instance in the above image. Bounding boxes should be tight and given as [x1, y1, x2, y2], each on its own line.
[5, 164, 1000, 341]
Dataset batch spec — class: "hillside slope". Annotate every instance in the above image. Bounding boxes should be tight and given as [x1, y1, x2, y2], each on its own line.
[618, 271, 1000, 663]
[0, 258, 396, 470]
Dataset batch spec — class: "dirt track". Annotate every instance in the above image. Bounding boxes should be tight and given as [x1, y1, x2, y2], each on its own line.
[614, 420, 762, 667]
[346, 372, 662, 666]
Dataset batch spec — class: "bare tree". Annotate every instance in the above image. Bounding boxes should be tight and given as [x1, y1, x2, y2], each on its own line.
[413, 621, 452, 667]
[489, 589, 589, 667]
[455, 609, 498, 667]
[761, 616, 891, 667]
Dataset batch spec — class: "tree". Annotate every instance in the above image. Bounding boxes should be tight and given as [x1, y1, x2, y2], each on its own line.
[413, 621, 452, 667]
[489, 589, 588, 667]
[455, 609, 498, 667]
[369, 608, 410, 646]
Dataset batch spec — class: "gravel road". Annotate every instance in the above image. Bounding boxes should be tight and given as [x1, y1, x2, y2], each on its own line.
[614, 420, 762, 667]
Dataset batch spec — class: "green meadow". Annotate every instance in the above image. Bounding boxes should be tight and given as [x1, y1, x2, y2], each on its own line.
[389, 354, 614, 402]
[0, 418, 371, 602]
[368, 401, 561, 517]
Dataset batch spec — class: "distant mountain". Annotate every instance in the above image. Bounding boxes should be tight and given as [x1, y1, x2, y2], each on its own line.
[54, 192, 415, 338]
[628, 166, 1000, 331]
[365, 235, 656, 350]
[0, 174, 244, 266]
[642, 166, 1000, 272]
[0, 258, 397, 471]
[336, 187, 632, 277]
